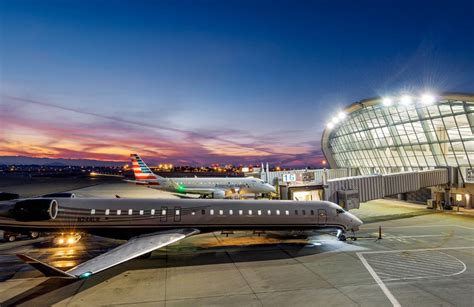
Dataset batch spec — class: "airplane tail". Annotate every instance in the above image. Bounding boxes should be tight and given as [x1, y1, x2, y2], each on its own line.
[130, 154, 162, 181]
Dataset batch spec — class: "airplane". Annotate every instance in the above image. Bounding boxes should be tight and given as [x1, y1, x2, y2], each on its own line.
[0, 197, 362, 279]
[126, 154, 276, 198]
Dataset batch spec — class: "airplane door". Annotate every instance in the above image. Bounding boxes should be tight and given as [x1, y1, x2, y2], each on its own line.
[317, 209, 327, 225]
[160, 207, 168, 222]
[174, 207, 181, 222]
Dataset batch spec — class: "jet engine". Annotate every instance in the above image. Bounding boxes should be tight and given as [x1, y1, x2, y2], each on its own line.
[10, 199, 58, 222]
[211, 190, 226, 199]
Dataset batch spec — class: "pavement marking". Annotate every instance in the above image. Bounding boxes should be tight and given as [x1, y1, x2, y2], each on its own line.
[362, 224, 474, 230]
[357, 246, 474, 307]
[356, 252, 401, 307]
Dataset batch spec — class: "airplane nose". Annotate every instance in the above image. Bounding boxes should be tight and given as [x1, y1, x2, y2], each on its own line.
[266, 184, 276, 193]
[347, 212, 363, 231]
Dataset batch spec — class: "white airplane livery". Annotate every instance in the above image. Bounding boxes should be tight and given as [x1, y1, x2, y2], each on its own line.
[128, 154, 275, 198]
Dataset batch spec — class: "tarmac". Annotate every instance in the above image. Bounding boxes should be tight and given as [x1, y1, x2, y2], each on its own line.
[0, 181, 472, 306]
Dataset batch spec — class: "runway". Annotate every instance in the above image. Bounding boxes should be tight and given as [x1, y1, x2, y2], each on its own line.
[0, 182, 472, 306]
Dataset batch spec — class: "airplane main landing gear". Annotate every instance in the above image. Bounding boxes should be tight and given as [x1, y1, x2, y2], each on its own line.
[337, 230, 347, 241]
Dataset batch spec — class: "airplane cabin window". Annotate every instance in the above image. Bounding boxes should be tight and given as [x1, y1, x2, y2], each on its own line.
[248, 210, 253, 215]
[219, 210, 223, 215]
[91, 209, 95, 215]
[257, 210, 262, 215]
[302, 210, 306, 215]
[311, 210, 314, 215]
[201, 209, 205, 215]
[210, 209, 214, 215]
[105, 209, 110, 215]
[294, 210, 298, 215]
[151, 209, 155, 215]
[139, 210, 144, 215]
[276, 210, 280, 215]
[161, 209, 167, 216]
[239, 210, 243, 215]
[117, 209, 121, 215]
[128, 209, 133, 215]
[229, 209, 233, 215]
[267, 210, 271, 215]
[192, 210, 196, 215]
[285, 210, 289, 215]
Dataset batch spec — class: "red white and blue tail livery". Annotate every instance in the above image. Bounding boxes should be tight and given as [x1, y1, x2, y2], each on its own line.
[130, 154, 159, 182]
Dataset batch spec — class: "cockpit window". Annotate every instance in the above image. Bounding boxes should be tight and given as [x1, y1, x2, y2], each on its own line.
[336, 208, 345, 214]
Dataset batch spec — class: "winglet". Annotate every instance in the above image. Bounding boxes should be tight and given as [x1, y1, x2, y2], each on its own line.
[17, 254, 77, 278]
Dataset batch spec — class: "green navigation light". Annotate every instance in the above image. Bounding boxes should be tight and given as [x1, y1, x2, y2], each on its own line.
[177, 185, 185, 193]
[79, 271, 93, 279]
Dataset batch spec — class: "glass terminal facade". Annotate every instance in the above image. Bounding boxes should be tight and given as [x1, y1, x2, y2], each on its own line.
[322, 93, 474, 184]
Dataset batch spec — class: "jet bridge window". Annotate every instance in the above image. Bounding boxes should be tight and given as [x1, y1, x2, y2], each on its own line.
[105, 209, 110, 215]
[90, 209, 95, 215]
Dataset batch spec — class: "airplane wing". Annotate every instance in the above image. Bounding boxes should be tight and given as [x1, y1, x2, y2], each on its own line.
[17, 228, 199, 279]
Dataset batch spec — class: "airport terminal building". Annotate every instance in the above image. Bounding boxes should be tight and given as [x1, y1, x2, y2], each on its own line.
[321, 92, 474, 207]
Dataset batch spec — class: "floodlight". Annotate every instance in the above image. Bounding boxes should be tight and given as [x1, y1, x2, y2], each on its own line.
[421, 93, 435, 105]
[337, 112, 346, 120]
[382, 97, 392, 106]
[327, 122, 334, 129]
[400, 95, 413, 105]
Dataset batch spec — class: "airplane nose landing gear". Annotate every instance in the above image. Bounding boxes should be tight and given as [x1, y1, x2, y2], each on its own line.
[337, 229, 347, 241]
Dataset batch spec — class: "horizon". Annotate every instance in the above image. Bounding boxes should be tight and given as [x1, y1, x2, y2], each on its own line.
[1, 1, 473, 167]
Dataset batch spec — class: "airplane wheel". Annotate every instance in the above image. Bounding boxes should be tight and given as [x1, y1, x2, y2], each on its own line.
[29, 231, 40, 239]
[6, 235, 16, 242]
[338, 234, 346, 241]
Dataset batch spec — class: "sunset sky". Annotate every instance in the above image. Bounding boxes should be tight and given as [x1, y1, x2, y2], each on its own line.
[1, 0, 473, 166]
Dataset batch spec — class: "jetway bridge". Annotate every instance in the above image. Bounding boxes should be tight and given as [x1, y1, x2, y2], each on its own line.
[269, 168, 454, 209]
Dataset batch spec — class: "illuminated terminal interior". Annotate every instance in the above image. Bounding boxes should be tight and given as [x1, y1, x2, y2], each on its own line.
[322, 93, 473, 181]
[321, 92, 473, 207]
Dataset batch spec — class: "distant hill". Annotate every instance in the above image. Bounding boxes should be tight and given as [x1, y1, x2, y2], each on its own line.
[0, 156, 126, 167]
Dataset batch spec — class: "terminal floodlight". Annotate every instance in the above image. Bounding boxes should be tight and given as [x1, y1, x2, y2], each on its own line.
[421, 93, 435, 105]
[382, 97, 392, 106]
[337, 112, 346, 120]
[331, 117, 340, 124]
[327, 122, 335, 129]
[400, 95, 413, 105]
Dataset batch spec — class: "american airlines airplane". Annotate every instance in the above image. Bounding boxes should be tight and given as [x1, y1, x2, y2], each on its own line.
[0, 197, 362, 279]
[127, 154, 275, 198]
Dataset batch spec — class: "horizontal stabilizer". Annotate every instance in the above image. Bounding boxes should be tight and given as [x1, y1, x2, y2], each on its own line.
[16, 254, 75, 278]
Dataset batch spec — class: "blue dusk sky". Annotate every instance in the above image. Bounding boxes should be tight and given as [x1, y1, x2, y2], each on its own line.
[1, 0, 473, 166]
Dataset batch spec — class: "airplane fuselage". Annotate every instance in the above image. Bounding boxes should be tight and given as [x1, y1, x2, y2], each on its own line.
[0, 198, 361, 240]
